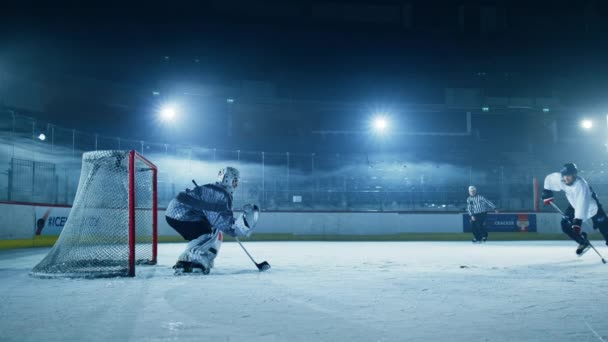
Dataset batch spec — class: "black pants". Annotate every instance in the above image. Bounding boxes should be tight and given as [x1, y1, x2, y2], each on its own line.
[561, 206, 608, 245]
[470, 212, 488, 241]
[166, 216, 213, 241]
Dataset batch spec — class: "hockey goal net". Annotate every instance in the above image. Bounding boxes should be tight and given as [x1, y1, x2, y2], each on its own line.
[31, 150, 158, 278]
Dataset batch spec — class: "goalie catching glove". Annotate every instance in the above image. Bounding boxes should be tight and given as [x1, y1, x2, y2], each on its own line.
[541, 189, 554, 205]
[232, 204, 259, 238]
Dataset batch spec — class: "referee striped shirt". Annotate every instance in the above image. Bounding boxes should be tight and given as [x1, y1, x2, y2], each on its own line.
[466, 195, 496, 216]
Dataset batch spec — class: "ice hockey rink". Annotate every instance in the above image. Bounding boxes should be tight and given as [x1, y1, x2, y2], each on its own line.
[1, 241, 607, 342]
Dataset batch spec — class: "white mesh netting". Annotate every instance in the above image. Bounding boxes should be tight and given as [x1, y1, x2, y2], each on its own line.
[31, 150, 157, 278]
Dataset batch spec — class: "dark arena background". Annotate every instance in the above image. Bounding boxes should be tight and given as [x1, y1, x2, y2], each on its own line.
[1, 1, 608, 341]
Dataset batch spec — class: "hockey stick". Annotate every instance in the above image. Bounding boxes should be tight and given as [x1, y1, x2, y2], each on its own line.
[549, 202, 607, 264]
[235, 237, 271, 272]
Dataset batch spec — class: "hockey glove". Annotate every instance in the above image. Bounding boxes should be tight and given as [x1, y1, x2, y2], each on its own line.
[231, 204, 260, 238]
[233, 214, 253, 237]
[242, 204, 260, 229]
[541, 189, 554, 205]
[571, 218, 583, 235]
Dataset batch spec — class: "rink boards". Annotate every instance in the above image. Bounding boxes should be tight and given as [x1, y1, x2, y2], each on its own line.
[0, 201, 577, 248]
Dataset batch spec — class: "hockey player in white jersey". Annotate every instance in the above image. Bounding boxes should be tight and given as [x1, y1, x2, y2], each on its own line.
[542, 163, 608, 256]
[165, 166, 259, 274]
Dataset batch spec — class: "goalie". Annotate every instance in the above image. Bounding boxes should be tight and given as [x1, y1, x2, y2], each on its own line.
[165, 166, 259, 274]
[542, 163, 608, 256]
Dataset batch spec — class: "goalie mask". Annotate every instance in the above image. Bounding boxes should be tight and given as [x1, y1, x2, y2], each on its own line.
[217, 166, 240, 195]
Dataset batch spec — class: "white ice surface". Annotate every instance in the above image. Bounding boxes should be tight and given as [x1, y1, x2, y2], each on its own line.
[1, 241, 608, 342]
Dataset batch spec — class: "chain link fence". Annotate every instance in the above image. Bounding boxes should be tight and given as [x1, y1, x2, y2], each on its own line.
[1, 109, 584, 212]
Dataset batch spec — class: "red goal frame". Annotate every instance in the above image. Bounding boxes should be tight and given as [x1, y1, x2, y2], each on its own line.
[128, 150, 158, 277]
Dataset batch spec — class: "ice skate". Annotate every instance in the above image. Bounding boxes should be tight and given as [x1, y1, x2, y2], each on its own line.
[574, 232, 590, 257]
[173, 261, 210, 275]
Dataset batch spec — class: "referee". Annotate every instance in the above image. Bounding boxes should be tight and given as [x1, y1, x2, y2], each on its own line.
[466, 186, 498, 243]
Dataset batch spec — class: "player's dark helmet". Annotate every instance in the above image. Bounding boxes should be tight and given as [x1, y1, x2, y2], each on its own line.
[560, 163, 578, 176]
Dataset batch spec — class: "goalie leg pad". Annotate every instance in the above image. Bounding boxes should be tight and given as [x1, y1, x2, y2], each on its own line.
[177, 230, 223, 270]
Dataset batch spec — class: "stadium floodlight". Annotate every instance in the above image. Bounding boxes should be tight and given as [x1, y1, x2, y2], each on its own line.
[38, 133, 46, 141]
[581, 119, 593, 130]
[159, 105, 177, 123]
[372, 116, 389, 134]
